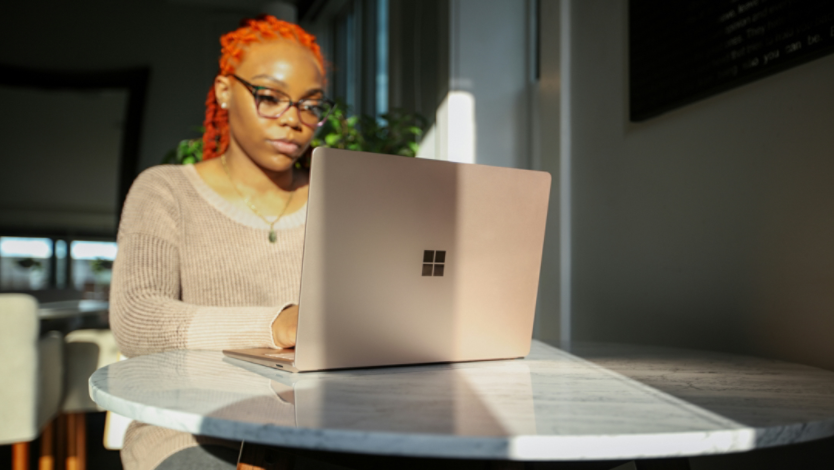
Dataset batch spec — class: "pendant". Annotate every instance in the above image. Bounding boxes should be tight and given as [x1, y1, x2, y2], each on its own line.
[269, 230, 277, 243]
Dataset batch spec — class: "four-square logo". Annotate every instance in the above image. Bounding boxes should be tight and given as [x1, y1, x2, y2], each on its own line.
[422, 250, 446, 277]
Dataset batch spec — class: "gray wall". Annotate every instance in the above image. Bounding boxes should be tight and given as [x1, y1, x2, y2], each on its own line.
[565, 0, 834, 371]
[451, 0, 532, 169]
[0, 87, 127, 232]
[388, 0, 450, 126]
[531, 0, 565, 346]
[0, 0, 257, 174]
[411, 0, 533, 168]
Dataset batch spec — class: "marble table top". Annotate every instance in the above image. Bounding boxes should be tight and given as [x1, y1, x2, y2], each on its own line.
[89, 340, 834, 461]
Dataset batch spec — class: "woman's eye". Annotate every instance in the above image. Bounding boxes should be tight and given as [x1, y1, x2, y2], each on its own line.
[256, 93, 286, 104]
[299, 102, 324, 113]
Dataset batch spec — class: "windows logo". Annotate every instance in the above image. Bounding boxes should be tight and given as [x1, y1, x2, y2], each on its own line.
[422, 250, 446, 277]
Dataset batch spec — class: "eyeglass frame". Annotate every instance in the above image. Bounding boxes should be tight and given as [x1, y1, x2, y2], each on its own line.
[230, 74, 335, 128]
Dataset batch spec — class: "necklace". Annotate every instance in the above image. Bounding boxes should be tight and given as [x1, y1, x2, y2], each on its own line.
[220, 154, 296, 243]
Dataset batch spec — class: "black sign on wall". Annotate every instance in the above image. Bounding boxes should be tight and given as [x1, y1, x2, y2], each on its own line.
[630, 0, 834, 122]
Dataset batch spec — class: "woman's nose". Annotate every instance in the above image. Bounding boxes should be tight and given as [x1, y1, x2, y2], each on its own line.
[278, 104, 303, 130]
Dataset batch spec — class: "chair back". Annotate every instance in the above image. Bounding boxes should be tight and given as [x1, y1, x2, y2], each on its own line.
[0, 294, 41, 443]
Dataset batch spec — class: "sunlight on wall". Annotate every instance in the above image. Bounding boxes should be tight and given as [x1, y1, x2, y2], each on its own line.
[446, 91, 476, 164]
[416, 124, 438, 160]
[417, 91, 476, 164]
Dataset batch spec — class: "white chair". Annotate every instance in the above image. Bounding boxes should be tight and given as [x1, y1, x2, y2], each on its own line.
[103, 354, 132, 451]
[61, 328, 121, 470]
[0, 294, 64, 470]
[63, 329, 120, 413]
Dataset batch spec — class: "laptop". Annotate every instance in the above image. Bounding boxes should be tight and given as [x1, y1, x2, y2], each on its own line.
[223, 147, 551, 372]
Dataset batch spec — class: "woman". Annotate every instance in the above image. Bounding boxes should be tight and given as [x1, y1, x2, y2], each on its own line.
[110, 15, 330, 469]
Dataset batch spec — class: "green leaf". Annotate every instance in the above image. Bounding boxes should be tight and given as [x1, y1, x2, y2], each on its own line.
[325, 134, 341, 146]
[408, 141, 419, 155]
[176, 140, 189, 160]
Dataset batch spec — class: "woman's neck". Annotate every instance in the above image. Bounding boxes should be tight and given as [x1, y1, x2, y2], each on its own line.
[223, 145, 296, 194]
[194, 140, 310, 219]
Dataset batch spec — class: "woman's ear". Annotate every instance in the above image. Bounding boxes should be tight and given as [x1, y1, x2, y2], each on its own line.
[214, 75, 232, 109]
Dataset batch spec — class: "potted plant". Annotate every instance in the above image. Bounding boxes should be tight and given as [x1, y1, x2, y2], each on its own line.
[162, 104, 427, 165]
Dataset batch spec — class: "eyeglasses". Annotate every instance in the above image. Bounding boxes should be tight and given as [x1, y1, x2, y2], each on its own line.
[231, 75, 335, 128]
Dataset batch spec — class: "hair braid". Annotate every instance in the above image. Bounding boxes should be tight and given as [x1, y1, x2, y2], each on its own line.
[202, 15, 326, 160]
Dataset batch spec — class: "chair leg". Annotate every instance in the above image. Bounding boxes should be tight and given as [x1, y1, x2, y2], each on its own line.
[66, 413, 76, 470]
[56, 414, 66, 470]
[12, 441, 30, 470]
[76, 413, 86, 470]
[65, 413, 86, 470]
[39, 419, 55, 470]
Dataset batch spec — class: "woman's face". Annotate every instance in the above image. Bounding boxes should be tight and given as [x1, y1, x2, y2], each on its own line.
[216, 39, 325, 172]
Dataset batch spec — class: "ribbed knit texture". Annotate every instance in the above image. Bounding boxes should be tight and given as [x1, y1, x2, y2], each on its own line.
[110, 164, 306, 469]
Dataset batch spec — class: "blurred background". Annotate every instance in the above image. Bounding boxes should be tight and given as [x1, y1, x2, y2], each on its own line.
[2, 0, 834, 468]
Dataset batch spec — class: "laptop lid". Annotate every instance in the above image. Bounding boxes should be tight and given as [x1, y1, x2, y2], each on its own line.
[293, 148, 551, 372]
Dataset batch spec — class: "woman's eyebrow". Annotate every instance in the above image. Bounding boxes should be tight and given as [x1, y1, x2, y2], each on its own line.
[301, 88, 325, 98]
[250, 74, 289, 88]
[248, 76, 324, 98]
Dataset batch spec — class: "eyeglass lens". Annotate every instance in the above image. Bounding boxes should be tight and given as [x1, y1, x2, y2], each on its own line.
[254, 90, 332, 124]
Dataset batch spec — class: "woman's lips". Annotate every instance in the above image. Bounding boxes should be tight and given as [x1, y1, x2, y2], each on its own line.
[269, 139, 300, 155]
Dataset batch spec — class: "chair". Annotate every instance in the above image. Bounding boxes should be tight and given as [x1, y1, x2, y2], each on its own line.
[61, 329, 121, 470]
[0, 294, 64, 470]
[102, 354, 132, 451]
[63, 329, 120, 413]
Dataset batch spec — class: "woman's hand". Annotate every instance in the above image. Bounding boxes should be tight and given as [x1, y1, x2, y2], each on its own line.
[271, 304, 298, 348]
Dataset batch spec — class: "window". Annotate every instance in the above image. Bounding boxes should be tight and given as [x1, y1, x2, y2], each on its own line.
[0, 236, 116, 298]
[70, 241, 118, 297]
[306, 0, 389, 118]
[0, 237, 53, 290]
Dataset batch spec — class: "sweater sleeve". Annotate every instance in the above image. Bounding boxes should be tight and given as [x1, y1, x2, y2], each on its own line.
[110, 167, 292, 358]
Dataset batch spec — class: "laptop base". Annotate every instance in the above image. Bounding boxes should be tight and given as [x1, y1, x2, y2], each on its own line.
[223, 348, 300, 373]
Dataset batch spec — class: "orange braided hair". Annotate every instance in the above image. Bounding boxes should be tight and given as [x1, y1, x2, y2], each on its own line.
[202, 15, 326, 160]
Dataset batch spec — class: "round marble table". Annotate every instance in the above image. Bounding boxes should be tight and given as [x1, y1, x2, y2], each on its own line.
[89, 340, 834, 462]
[39, 299, 110, 332]
[38, 299, 109, 320]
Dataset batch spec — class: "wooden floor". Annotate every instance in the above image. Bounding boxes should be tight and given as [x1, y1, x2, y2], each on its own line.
[0, 413, 122, 470]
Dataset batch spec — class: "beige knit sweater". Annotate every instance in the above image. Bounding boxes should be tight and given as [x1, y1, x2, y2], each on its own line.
[110, 164, 306, 469]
